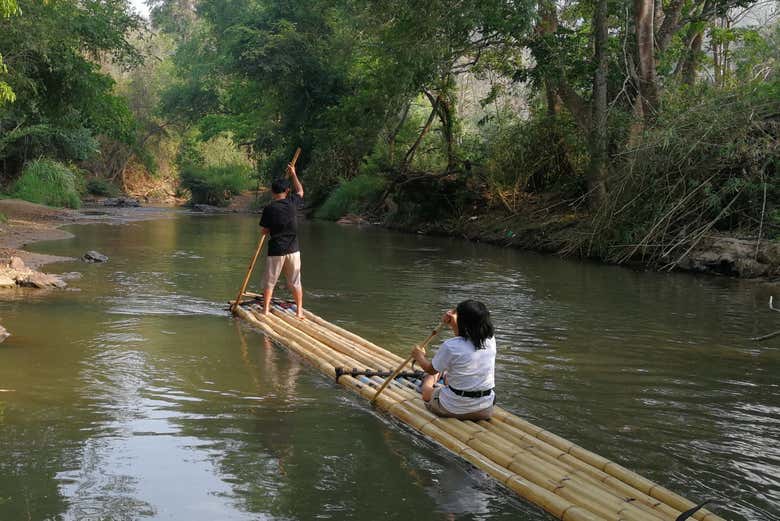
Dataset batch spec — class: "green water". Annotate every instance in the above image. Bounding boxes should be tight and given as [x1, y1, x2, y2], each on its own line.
[0, 213, 778, 521]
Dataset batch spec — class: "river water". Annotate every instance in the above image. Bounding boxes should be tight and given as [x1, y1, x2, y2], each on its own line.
[0, 213, 777, 521]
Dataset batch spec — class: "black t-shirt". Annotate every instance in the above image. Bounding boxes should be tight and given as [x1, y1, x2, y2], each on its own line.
[259, 193, 304, 256]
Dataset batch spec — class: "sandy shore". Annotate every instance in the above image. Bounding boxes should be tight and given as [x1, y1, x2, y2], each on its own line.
[0, 199, 174, 270]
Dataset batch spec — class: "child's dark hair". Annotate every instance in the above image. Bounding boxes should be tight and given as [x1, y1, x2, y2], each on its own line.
[271, 178, 290, 194]
[456, 299, 494, 349]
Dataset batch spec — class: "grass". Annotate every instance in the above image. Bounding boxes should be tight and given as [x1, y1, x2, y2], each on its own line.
[180, 162, 254, 206]
[12, 159, 81, 209]
[315, 174, 387, 220]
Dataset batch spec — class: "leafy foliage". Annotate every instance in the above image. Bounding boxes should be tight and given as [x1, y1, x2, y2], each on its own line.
[86, 178, 120, 197]
[12, 159, 82, 209]
[315, 174, 387, 221]
[0, 0, 141, 179]
[180, 163, 253, 206]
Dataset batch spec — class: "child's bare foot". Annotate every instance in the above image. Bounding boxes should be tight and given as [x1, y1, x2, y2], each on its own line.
[262, 307, 270, 315]
[296, 311, 305, 320]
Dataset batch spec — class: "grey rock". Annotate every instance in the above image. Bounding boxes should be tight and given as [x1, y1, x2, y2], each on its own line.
[103, 197, 141, 208]
[192, 204, 231, 214]
[82, 251, 109, 263]
[60, 272, 83, 281]
[19, 272, 67, 289]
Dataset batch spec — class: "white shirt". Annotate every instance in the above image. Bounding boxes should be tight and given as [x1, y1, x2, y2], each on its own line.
[431, 336, 496, 414]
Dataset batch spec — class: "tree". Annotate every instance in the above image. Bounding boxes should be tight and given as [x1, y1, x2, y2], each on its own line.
[0, 0, 142, 178]
[0, 0, 19, 105]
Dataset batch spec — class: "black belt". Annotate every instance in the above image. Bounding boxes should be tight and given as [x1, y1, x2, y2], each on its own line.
[448, 386, 494, 398]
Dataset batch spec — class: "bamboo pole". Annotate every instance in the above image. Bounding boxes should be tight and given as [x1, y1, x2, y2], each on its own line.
[302, 308, 406, 364]
[371, 321, 445, 404]
[230, 234, 267, 314]
[272, 308, 398, 370]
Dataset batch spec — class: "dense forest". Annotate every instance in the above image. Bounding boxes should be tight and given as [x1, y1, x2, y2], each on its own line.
[0, 0, 777, 271]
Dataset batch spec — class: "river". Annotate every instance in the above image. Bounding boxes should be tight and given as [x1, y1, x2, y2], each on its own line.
[0, 212, 778, 521]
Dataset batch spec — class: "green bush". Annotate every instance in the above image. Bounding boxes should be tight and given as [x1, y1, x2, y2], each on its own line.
[180, 162, 253, 206]
[12, 159, 81, 208]
[86, 178, 119, 197]
[315, 174, 387, 220]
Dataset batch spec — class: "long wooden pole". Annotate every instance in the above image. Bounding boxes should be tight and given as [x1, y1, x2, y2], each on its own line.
[230, 235, 267, 314]
[370, 321, 445, 404]
[230, 147, 302, 314]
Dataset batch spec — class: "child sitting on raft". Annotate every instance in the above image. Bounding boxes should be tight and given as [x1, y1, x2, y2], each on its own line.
[411, 299, 496, 421]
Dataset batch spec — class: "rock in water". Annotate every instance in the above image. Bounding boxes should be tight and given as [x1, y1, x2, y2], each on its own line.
[0, 275, 16, 288]
[0, 325, 9, 343]
[103, 197, 140, 207]
[19, 272, 67, 289]
[82, 251, 109, 263]
[9, 256, 26, 271]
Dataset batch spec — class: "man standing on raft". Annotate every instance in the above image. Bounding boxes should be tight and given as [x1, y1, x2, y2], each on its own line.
[411, 300, 496, 421]
[259, 162, 305, 319]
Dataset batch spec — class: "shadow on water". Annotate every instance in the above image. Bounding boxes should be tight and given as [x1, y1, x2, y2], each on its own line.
[0, 213, 777, 520]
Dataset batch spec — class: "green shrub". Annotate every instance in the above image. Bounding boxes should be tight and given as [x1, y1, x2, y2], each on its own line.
[180, 162, 253, 206]
[0, 212, 7, 224]
[86, 178, 119, 197]
[12, 159, 81, 208]
[315, 174, 387, 220]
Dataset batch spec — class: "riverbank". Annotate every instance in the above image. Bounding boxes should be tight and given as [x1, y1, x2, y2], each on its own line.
[350, 179, 780, 281]
[393, 209, 780, 281]
[0, 198, 174, 270]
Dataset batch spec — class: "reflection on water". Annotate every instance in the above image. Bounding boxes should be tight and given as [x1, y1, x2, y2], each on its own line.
[0, 214, 777, 520]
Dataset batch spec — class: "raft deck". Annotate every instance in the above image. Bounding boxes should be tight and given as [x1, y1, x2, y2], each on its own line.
[234, 300, 725, 521]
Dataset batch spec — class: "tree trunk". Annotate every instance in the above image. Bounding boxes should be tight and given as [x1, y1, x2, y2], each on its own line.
[438, 95, 456, 173]
[588, 0, 609, 209]
[402, 95, 439, 171]
[656, 0, 685, 52]
[423, 88, 456, 173]
[388, 102, 410, 164]
[635, 0, 659, 120]
[539, 1, 560, 119]
[681, 30, 703, 85]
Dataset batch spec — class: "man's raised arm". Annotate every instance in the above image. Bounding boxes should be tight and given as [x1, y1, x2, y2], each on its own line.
[287, 163, 303, 198]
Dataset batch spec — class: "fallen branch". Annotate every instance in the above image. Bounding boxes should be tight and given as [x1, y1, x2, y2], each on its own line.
[750, 329, 780, 342]
[749, 297, 780, 341]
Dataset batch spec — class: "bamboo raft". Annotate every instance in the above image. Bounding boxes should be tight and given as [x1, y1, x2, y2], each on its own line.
[233, 299, 726, 521]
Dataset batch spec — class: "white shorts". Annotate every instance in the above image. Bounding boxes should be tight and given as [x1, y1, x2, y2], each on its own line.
[263, 252, 302, 289]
